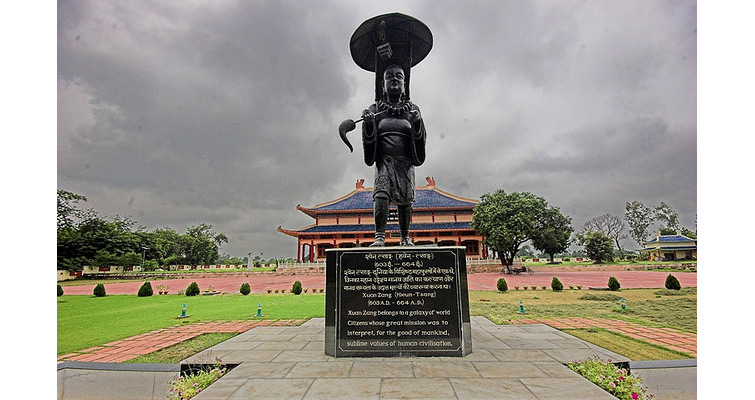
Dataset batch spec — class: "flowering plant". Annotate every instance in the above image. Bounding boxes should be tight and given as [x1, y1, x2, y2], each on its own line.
[167, 359, 227, 400]
[567, 358, 653, 400]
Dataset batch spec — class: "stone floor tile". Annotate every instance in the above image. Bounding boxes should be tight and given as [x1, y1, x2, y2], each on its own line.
[208, 341, 262, 351]
[273, 350, 332, 362]
[350, 360, 414, 377]
[304, 377, 381, 399]
[439, 349, 498, 362]
[532, 361, 582, 378]
[253, 341, 308, 351]
[286, 361, 353, 378]
[450, 378, 538, 400]
[226, 378, 314, 399]
[192, 378, 248, 400]
[472, 339, 512, 349]
[212, 349, 280, 363]
[473, 361, 549, 378]
[222, 362, 296, 379]
[413, 360, 481, 378]
[490, 349, 557, 362]
[379, 378, 457, 399]
[520, 377, 616, 400]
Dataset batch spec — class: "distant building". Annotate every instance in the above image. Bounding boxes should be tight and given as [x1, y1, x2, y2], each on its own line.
[643, 232, 697, 261]
[278, 177, 489, 261]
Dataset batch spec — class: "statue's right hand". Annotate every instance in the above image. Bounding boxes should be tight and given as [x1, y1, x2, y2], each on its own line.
[362, 110, 375, 123]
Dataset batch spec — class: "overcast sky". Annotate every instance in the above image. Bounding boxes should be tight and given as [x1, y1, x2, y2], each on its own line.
[56, 0, 698, 258]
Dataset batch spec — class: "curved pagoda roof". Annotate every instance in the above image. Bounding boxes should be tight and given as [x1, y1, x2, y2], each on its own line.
[296, 181, 478, 218]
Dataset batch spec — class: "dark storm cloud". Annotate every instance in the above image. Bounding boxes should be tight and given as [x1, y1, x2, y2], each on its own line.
[58, 0, 696, 256]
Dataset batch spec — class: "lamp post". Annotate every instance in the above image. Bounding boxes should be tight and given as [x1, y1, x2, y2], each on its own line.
[247, 252, 253, 270]
[141, 246, 148, 271]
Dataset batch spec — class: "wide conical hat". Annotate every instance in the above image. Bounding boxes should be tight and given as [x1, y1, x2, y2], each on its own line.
[349, 13, 433, 101]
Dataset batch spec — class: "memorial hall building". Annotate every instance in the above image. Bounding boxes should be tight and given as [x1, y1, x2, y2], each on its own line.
[278, 177, 489, 262]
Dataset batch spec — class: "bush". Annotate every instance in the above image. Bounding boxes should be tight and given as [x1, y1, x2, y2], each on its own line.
[496, 278, 508, 292]
[185, 282, 200, 296]
[551, 276, 563, 291]
[568, 357, 653, 400]
[292, 280, 303, 295]
[665, 274, 681, 290]
[239, 282, 251, 295]
[57, 285, 64, 297]
[608, 276, 621, 291]
[93, 283, 106, 297]
[138, 281, 153, 297]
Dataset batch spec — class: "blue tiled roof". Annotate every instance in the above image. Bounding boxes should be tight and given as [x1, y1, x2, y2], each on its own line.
[646, 235, 695, 243]
[311, 187, 477, 212]
[298, 222, 473, 233]
[643, 246, 697, 251]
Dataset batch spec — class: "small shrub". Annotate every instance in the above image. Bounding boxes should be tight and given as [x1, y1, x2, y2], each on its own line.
[168, 360, 227, 400]
[266, 289, 272, 294]
[523, 286, 528, 290]
[665, 274, 681, 290]
[319, 288, 324, 293]
[185, 282, 200, 296]
[569, 285, 574, 290]
[292, 280, 303, 295]
[577, 285, 582, 290]
[274, 289, 279, 293]
[608, 276, 621, 291]
[93, 283, 106, 297]
[541, 286, 547, 290]
[514, 285, 520, 290]
[304, 288, 308, 293]
[530, 285, 537, 290]
[57, 285, 64, 297]
[138, 281, 153, 297]
[567, 357, 653, 400]
[551, 276, 564, 292]
[496, 278, 508, 292]
[239, 283, 251, 295]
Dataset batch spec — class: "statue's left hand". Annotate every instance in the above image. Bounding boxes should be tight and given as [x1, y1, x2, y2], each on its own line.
[407, 110, 421, 123]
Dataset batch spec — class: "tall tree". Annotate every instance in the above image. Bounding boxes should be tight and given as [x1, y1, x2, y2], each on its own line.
[531, 207, 573, 263]
[654, 201, 680, 231]
[580, 213, 628, 251]
[471, 190, 550, 267]
[577, 230, 614, 263]
[57, 189, 87, 229]
[624, 201, 655, 248]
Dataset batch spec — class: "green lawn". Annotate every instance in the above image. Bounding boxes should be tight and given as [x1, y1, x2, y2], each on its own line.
[58, 288, 696, 360]
[57, 293, 324, 355]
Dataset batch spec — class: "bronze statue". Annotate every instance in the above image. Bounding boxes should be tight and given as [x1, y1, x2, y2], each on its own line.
[338, 13, 432, 247]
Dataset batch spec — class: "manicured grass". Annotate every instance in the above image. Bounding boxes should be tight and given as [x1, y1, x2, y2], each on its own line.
[58, 288, 696, 361]
[127, 333, 238, 363]
[57, 293, 324, 355]
[469, 287, 696, 332]
[563, 329, 691, 360]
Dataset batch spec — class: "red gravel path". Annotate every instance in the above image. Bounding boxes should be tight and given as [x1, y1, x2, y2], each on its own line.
[61, 271, 695, 295]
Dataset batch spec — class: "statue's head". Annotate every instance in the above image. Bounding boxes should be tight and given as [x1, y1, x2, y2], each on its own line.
[382, 64, 405, 99]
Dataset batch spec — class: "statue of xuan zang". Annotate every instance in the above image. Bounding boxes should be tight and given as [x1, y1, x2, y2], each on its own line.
[338, 13, 433, 247]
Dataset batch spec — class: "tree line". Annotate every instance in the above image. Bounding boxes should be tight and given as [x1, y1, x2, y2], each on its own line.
[57, 189, 231, 271]
[471, 189, 695, 266]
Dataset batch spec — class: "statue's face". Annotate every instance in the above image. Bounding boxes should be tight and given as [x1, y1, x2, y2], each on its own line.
[383, 65, 405, 97]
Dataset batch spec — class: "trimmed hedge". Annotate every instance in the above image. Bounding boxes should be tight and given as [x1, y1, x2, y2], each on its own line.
[608, 276, 621, 291]
[291, 280, 303, 295]
[93, 283, 106, 297]
[551, 276, 563, 292]
[496, 278, 508, 292]
[137, 281, 153, 297]
[57, 285, 64, 297]
[185, 282, 200, 296]
[239, 282, 251, 295]
[665, 274, 681, 290]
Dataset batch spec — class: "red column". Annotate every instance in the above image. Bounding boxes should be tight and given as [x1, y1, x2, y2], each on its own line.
[310, 240, 315, 262]
[297, 239, 301, 262]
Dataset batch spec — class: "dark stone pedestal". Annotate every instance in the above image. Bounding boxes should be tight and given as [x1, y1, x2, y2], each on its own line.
[325, 246, 472, 357]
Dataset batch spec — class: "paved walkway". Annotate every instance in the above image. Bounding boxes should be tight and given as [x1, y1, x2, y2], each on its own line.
[60, 270, 697, 295]
[57, 320, 306, 363]
[183, 317, 627, 399]
[509, 318, 696, 357]
[58, 317, 695, 399]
